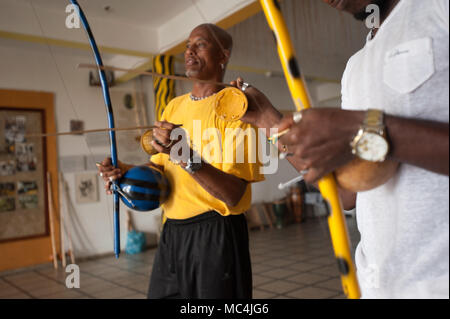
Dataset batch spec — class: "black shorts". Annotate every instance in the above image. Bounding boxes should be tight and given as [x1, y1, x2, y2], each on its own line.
[147, 211, 252, 299]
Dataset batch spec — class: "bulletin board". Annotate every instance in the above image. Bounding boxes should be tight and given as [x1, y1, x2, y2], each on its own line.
[0, 89, 59, 271]
[0, 108, 47, 241]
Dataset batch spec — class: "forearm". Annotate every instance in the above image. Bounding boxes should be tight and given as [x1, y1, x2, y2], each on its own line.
[180, 156, 248, 207]
[386, 115, 449, 176]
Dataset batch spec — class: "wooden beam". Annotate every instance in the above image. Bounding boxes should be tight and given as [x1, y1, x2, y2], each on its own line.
[115, 60, 154, 84]
[0, 30, 154, 58]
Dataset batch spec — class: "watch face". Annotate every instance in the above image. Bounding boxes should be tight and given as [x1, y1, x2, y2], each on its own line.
[356, 132, 389, 162]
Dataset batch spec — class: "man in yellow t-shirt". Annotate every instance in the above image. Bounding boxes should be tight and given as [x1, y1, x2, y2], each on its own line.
[98, 23, 264, 299]
[150, 93, 263, 220]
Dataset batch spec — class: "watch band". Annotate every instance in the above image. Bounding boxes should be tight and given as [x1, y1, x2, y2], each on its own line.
[363, 109, 385, 132]
[183, 153, 202, 174]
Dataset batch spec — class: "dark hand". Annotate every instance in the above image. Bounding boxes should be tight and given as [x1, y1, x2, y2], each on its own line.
[230, 77, 281, 128]
[151, 121, 184, 155]
[97, 157, 122, 195]
[276, 108, 363, 183]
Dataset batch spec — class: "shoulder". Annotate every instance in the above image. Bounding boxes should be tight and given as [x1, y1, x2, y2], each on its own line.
[167, 94, 189, 110]
[408, 0, 448, 32]
[433, 0, 449, 32]
[161, 94, 189, 119]
[421, 0, 449, 16]
[170, 94, 190, 105]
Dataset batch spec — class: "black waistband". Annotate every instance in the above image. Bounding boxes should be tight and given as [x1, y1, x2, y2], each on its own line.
[165, 211, 242, 226]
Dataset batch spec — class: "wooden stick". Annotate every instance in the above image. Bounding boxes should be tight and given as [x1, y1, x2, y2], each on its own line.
[125, 210, 133, 232]
[46, 172, 58, 269]
[61, 173, 76, 265]
[58, 173, 67, 268]
[78, 63, 233, 88]
[137, 76, 150, 127]
[268, 128, 290, 144]
[25, 125, 157, 138]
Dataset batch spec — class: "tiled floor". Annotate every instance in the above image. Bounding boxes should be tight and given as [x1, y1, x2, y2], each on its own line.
[0, 216, 360, 299]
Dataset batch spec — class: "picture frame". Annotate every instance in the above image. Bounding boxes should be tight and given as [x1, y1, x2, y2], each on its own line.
[0, 89, 59, 272]
[75, 173, 99, 204]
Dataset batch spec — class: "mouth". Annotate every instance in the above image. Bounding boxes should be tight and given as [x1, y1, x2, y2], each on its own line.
[185, 57, 199, 67]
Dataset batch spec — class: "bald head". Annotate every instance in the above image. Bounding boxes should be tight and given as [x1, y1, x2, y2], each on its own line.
[185, 24, 233, 81]
[192, 23, 233, 54]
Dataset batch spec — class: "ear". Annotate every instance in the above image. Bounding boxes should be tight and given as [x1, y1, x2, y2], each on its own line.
[221, 49, 231, 65]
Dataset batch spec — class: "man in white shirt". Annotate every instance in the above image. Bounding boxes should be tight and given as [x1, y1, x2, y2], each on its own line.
[240, 0, 449, 298]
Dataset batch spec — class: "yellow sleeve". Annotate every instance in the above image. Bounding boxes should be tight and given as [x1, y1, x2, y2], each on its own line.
[150, 153, 167, 167]
[219, 120, 265, 183]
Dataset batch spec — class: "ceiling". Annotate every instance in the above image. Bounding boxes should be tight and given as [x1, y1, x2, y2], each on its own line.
[28, 0, 194, 28]
[0, 0, 260, 82]
[0, 0, 366, 84]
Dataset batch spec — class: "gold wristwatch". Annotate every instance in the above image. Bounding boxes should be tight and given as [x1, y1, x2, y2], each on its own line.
[350, 109, 389, 162]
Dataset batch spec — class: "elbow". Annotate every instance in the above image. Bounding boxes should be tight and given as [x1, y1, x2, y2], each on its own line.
[227, 198, 242, 208]
[225, 193, 244, 208]
[339, 188, 357, 211]
[343, 201, 356, 211]
[224, 182, 248, 207]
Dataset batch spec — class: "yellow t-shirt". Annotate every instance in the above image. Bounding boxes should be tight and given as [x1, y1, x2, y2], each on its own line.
[151, 93, 265, 220]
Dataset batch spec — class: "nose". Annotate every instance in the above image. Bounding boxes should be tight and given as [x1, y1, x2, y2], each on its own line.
[185, 48, 193, 57]
[186, 43, 197, 56]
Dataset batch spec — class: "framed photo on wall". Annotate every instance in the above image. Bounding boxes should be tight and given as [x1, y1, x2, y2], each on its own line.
[0, 108, 47, 241]
[75, 173, 99, 204]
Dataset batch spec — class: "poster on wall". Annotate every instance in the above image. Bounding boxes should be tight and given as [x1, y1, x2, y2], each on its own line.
[0, 160, 16, 176]
[4, 116, 26, 154]
[0, 108, 47, 242]
[15, 142, 37, 172]
[75, 173, 99, 204]
[17, 181, 39, 210]
[0, 197, 15, 213]
[0, 183, 16, 213]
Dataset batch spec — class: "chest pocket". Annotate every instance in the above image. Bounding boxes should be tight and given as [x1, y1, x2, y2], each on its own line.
[383, 37, 435, 94]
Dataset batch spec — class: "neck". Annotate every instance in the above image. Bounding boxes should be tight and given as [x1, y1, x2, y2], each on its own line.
[191, 81, 224, 98]
[380, 0, 400, 23]
[372, 0, 400, 37]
